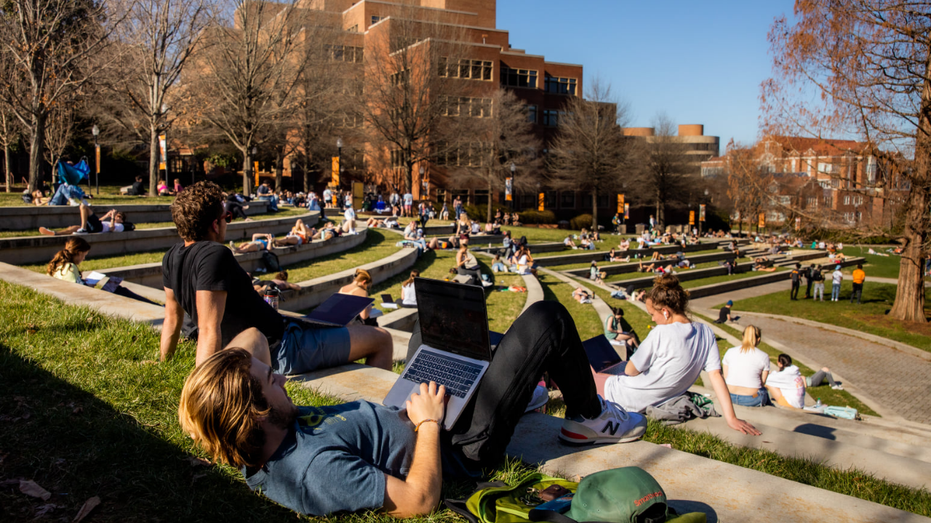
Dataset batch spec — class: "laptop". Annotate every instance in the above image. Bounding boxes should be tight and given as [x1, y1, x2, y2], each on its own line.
[384, 278, 492, 430]
[301, 293, 374, 328]
[583, 335, 625, 373]
[381, 293, 398, 309]
[84, 271, 123, 293]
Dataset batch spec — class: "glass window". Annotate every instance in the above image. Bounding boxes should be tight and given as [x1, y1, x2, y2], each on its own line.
[543, 110, 559, 127]
[560, 191, 575, 208]
[527, 105, 537, 123]
[474, 189, 489, 206]
[500, 66, 537, 88]
[371, 15, 382, 25]
[483, 61, 493, 81]
[544, 76, 577, 95]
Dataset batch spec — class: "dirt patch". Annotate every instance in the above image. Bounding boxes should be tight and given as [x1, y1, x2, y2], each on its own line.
[852, 312, 931, 338]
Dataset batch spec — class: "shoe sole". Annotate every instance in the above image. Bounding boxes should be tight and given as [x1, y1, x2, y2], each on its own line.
[558, 422, 647, 445]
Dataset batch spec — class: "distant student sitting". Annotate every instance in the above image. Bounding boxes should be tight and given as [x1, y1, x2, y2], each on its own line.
[339, 269, 377, 326]
[400, 270, 418, 308]
[714, 300, 736, 323]
[157, 178, 174, 196]
[47, 237, 155, 304]
[722, 325, 771, 407]
[572, 287, 592, 304]
[604, 306, 639, 351]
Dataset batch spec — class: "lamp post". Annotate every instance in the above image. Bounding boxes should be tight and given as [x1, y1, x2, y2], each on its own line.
[699, 188, 709, 237]
[419, 166, 426, 197]
[92, 125, 100, 195]
[509, 162, 516, 208]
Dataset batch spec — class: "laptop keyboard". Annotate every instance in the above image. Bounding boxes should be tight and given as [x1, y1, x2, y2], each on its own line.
[404, 351, 484, 398]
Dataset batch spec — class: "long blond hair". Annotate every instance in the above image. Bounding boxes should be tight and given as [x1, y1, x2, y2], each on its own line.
[46, 237, 90, 276]
[740, 325, 762, 353]
[178, 348, 270, 468]
[403, 270, 419, 288]
[353, 268, 372, 285]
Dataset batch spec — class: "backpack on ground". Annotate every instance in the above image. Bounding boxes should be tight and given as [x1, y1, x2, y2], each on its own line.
[823, 406, 859, 420]
[261, 250, 280, 272]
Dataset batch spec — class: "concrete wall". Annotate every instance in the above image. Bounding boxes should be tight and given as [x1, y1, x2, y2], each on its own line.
[563, 251, 738, 278]
[0, 200, 269, 231]
[0, 211, 319, 266]
[533, 240, 730, 268]
[98, 227, 365, 289]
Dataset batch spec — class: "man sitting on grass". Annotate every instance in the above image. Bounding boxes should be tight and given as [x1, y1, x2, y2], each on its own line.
[159, 181, 392, 371]
[178, 301, 648, 517]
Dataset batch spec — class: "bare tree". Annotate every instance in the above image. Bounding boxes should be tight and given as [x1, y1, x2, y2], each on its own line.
[356, 11, 469, 194]
[724, 141, 773, 237]
[0, 0, 125, 192]
[42, 100, 76, 171]
[0, 49, 19, 192]
[447, 88, 541, 222]
[631, 113, 695, 230]
[548, 82, 635, 229]
[98, 0, 210, 196]
[763, 0, 931, 322]
[188, 0, 307, 196]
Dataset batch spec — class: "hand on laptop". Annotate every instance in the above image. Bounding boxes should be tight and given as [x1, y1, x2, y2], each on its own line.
[407, 381, 446, 428]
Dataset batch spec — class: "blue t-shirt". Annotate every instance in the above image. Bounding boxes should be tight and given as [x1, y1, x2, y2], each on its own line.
[245, 402, 416, 516]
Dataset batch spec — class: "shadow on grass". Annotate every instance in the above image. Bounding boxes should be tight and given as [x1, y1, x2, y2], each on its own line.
[0, 345, 295, 522]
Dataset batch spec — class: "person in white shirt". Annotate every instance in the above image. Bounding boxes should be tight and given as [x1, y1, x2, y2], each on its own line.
[342, 206, 357, 234]
[601, 275, 761, 435]
[722, 325, 771, 407]
[831, 264, 843, 301]
[400, 270, 418, 308]
[322, 188, 333, 207]
[764, 354, 807, 409]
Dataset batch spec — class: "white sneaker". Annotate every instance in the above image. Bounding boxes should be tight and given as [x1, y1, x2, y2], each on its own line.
[524, 385, 549, 413]
[559, 397, 647, 445]
[831, 384, 844, 391]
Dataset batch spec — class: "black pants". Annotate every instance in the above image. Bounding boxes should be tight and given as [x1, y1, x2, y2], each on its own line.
[790, 281, 800, 300]
[406, 301, 600, 468]
[226, 201, 248, 220]
[805, 280, 813, 298]
[850, 282, 863, 304]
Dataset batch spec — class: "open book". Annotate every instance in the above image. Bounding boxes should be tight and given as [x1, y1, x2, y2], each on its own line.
[84, 271, 124, 293]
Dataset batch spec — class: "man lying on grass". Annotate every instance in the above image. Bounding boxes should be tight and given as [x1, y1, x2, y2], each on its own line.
[159, 181, 392, 371]
[179, 302, 649, 517]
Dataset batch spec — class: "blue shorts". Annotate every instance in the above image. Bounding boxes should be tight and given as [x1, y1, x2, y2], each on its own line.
[730, 389, 769, 407]
[273, 322, 351, 375]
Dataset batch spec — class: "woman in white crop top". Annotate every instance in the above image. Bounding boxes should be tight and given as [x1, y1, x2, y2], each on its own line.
[721, 325, 771, 407]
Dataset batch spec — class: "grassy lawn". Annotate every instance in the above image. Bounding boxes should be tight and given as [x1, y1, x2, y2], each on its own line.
[270, 229, 398, 283]
[692, 313, 879, 416]
[603, 258, 756, 285]
[2, 280, 928, 519]
[536, 273, 603, 340]
[548, 249, 726, 271]
[727, 282, 931, 354]
[21, 249, 171, 274]
[370, 250, 527, 333]
[679, 268, 789, 290]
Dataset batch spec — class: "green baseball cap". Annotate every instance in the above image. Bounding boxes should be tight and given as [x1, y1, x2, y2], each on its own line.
[565, 467, 668, 523]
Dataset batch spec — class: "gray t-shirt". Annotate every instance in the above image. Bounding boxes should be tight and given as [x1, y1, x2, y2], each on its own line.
[245, 402, 416, 516]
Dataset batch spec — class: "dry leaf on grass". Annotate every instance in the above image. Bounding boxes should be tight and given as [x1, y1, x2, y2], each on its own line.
[35, 503, 61, 517]
[186, 456, 211, 467]
[73, 496, 100, 523]
[19, 480, 51, 500]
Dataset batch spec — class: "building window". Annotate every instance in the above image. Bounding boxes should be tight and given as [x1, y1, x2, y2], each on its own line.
[856, 211, 862, 221]
[806, 197, 817, 208]
[390, 69, 409, 86]
[843, 195, 850, 205]
[500, 66, 537, 88]
[438, 57, 492, 81]
[435, 142, 490, 167]
[866, 157, 877, 183]
[527, 105, 537, 124]
[371, 16, 382, 25]
[390, 149, 405, 168]
[335, 113, 364, 128]
[520, 193, 536, 209]
[474, 189, 489, 205]
[347, 24, 358, 33]
[441, 96, 492, 118]
[560, 191, 575, 209]
[545, 191, 557, 209]
[326, 45, 364, 63]
[543, 110, 559, 127]
[544, 75, 577, 95]
[435, 188, 446, 203]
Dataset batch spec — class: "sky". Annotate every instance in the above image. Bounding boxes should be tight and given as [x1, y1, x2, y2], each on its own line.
[497, 0, 796, 150]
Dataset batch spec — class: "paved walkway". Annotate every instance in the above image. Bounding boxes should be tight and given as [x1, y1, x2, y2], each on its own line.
[689, 279, 931, 425]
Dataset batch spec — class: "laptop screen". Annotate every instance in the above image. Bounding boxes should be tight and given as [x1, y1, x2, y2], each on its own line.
[582, 335, 623, 373]
[414, 278, 491, 361]
[306, 293, 374, 325]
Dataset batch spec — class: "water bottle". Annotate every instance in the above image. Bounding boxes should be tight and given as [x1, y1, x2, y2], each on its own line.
[814, 398, 822, 409]
[263, 286, 280, 310]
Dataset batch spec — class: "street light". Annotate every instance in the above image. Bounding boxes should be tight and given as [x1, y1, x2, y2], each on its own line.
[92, 125, 100, 195]
[699, 188, 710, 236]
[509, 162, 516, 208]
[419, 166, 426, 196]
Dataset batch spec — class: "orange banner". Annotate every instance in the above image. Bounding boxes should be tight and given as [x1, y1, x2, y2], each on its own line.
[758, 213, 766, 228]
[617, 194, 624, 214]
[538, 192, 545, 212]
[331, 156, 340, 186]
[689, 211, 695, 225]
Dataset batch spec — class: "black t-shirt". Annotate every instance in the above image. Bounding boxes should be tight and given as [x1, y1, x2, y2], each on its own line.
[812, 269, 824, 282]
[718, 306, 731, 322]
[162, 241, 285, 346]
[131, 181, 145, 195]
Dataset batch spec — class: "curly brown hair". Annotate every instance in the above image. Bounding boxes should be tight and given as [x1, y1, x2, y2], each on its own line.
[645, 274, 689, 315]
[171, 181, 225, 242]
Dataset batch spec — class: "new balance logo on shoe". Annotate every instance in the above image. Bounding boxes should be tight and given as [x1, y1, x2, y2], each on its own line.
[603, 421, 621, 436]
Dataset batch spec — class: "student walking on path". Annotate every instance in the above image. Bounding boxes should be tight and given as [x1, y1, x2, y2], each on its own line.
[789, 263, 801, 300]
[850, 264, 866, 304]
[831, 264, 843, 301]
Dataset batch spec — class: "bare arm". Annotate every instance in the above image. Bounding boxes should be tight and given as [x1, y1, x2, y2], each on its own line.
[624, 360, 641, 377]
[383, 382, 445, 518]
[708, 369, 761, 435]
[159, 288, 185, 362]
[194, 290, 227, 367]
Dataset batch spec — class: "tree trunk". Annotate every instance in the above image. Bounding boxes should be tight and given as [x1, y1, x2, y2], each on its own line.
[274, 149, 283, 191]
[243, 150, 253, 196]
[148, 125, 159, 196]
[591, 187, 599, 234]
[487, 177, 493, 223]
[302, 156, 311, 193]
[27, 113, 46, 193]
[3, 144, 9, 192]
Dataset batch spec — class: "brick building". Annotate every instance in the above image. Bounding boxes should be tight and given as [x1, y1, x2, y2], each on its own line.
[701, 136, 908, 228]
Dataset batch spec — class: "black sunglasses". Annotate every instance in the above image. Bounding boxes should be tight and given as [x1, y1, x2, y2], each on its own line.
[220, 211, 233, 224]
